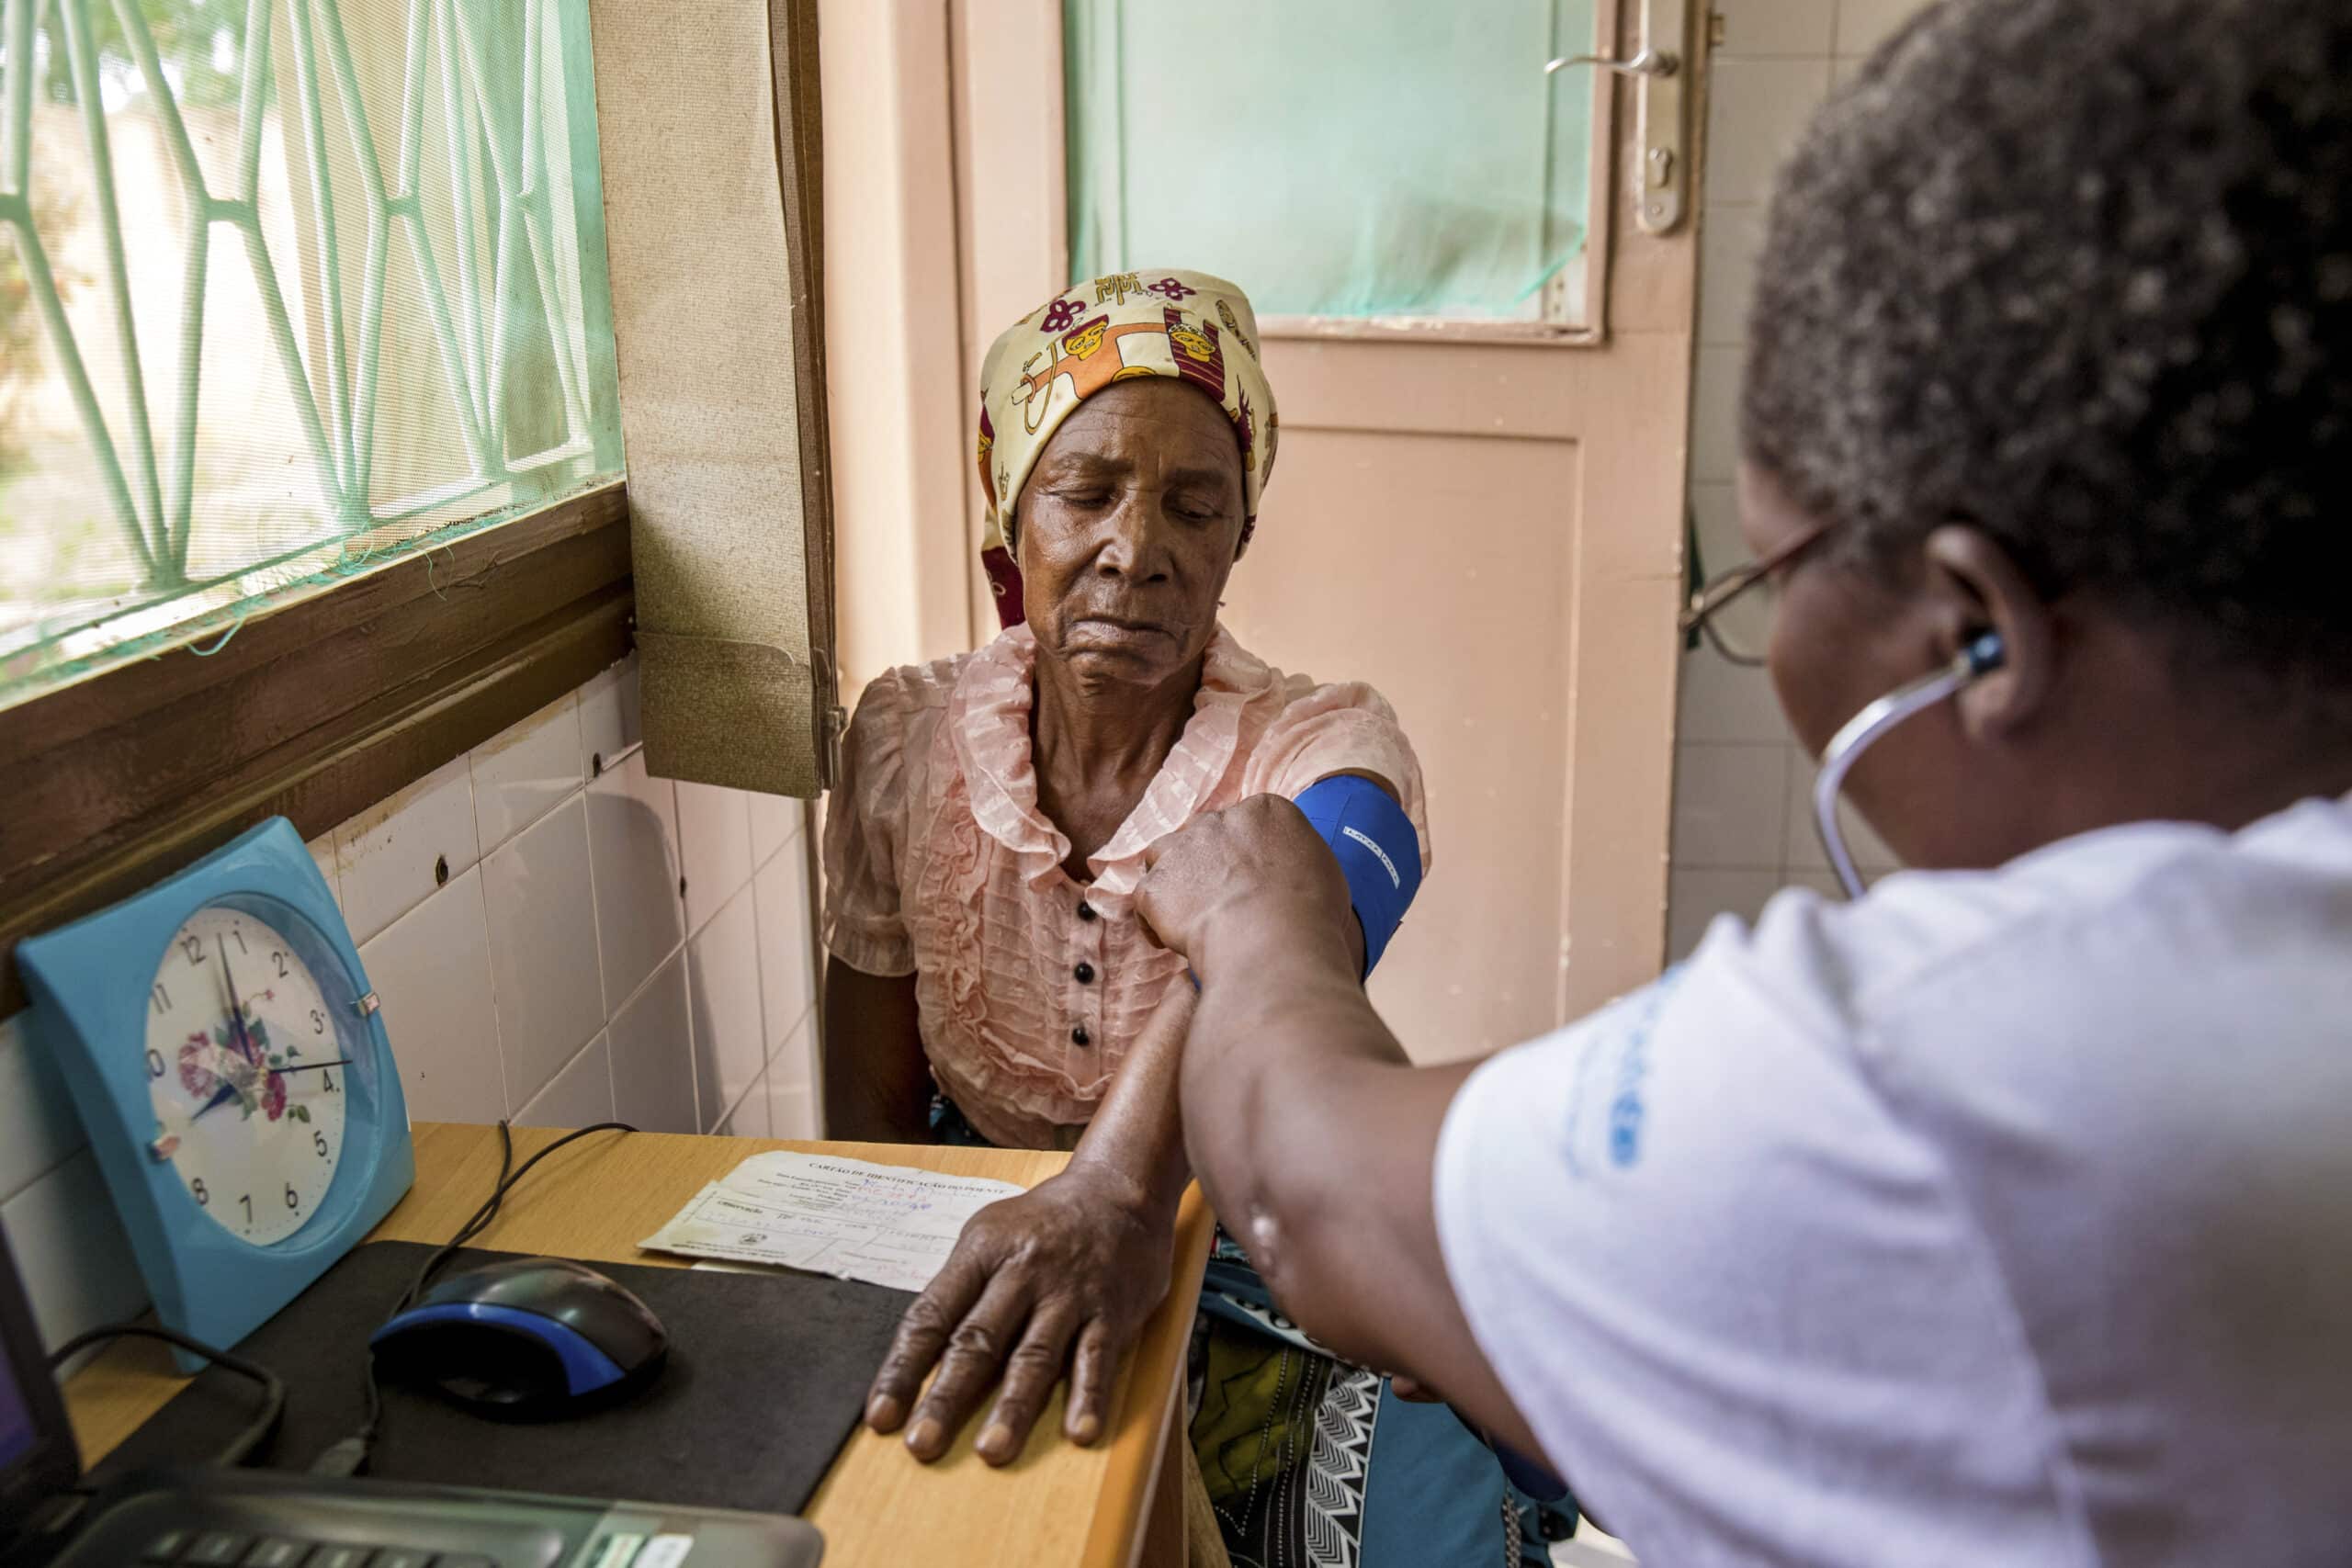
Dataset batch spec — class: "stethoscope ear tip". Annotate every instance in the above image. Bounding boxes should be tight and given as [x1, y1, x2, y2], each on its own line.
[1815, 627, 2008, 901]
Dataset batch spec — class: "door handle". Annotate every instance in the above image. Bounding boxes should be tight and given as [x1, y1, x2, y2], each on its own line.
[1543, 48, 1679, 79]
[1544, 0, 1693, 236]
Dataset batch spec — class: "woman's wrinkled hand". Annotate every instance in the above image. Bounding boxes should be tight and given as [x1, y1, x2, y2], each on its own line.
[864, 1164, 1177, 1466]
[1136, 794, 1351, 963]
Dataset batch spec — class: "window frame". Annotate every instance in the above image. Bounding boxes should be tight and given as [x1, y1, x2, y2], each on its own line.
[0, 0, 635, 1018]
[0, 478, 629, 1015]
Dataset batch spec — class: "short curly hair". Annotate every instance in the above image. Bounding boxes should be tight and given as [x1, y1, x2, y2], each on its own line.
[1744, 0, 2352, 704]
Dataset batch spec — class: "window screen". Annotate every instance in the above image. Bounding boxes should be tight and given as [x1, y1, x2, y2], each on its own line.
[1063, 0, 1599, 322]
[0, 0, 622, 708]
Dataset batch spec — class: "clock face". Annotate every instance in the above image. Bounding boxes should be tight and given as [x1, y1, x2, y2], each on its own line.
[143, 906, 349, 1246]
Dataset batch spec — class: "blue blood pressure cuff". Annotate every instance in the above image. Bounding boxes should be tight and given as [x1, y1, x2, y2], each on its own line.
[1293, 774, 1422, 976]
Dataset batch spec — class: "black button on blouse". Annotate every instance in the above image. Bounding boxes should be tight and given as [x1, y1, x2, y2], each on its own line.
[1070, 1025, 1091, 1047]
[1076, 902, 1098, 922]
[1074, 962, 1096, 984]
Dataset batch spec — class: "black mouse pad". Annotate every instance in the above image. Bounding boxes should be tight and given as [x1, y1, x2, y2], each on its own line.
[94, 1242, 916, 1516]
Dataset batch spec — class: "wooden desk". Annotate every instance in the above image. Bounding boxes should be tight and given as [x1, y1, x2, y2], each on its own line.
[62, 1123, 1216, 1568]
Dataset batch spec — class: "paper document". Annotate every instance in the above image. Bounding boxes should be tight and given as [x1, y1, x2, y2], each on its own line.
[639, 1150, 1025, 1293]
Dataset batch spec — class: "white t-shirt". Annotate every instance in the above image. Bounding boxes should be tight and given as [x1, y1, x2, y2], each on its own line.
[1434, 793, 2352, 1567]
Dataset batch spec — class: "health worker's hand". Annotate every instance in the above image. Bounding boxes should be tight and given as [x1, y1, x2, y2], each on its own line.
[1136, 794, 1352, 964]
[865, 1164, 1177, 1466]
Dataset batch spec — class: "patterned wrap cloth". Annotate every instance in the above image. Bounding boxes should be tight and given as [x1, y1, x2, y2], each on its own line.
[976, 268, 1279, 628]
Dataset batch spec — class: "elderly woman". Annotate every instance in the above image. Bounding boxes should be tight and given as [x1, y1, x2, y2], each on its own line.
[822, 274, 1561, 1562]
[1137, 1, 2352, 1562]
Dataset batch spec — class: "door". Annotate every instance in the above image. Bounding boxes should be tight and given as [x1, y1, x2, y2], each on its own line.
[946, 0, 1698, 1057]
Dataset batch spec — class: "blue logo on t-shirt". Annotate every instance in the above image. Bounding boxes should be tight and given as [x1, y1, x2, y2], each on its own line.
[1604, 964, 1679, 1169]
[1609, 1089, 1645, 1168]
[1562, 967, 1680, 1177]
[1561, 964, 1674, 1170]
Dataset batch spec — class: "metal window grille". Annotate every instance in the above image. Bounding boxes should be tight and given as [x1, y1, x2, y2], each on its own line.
[0, 0, 622, 703]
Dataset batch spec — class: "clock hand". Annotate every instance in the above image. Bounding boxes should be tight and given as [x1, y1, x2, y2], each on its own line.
[217, 939, 258, 1065]
[189, 1082, 243, 1123]
[179, 1049, 344, 1132]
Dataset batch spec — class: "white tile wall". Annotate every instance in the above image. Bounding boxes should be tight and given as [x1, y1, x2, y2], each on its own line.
[753, 844, 815, 1056]
[471, 694, 583, 853]
[334, 756, 481, 946]
[1712, 0, 1838, 55]
[717, 1071, 772, 1140]
[1667, 0, 1940, 963]
[1696, 203, 1769, 349]
[577, 660, 642, 776]
[1833, 0, 1925, 57]
[1, 1150, 148, 1352]
[585, 750, 686, 1012]
[748, 789, 798, 870]
[1677, 633, 1785, 746]
[1687, 345, 1747, 487]
[688, 884, 768, 1136]
[481, 796, 606, 1108]
[514, 1034, 617, 1130]
[1670, 743, 1792, 871]
[0, 653, 823, 1355]
[1702, 57, 1833, 207]
[677, 783, 753, 937]
[0, 1013, 80, 1203]
[762, 1011, 820, 1140]
[607, 954, 700, 1135]
[361, 866, 506, 1122]
[1666, 867, 1786, 967]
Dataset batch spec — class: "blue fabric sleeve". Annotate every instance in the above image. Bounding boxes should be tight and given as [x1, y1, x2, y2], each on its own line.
[1293, 774, 1423, 976]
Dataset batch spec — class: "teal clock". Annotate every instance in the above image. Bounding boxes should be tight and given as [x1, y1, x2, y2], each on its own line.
[17, 817, 413, 1369]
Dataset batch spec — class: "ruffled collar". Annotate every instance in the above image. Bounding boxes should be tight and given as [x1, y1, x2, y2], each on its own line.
[946, 623, 1277, 901]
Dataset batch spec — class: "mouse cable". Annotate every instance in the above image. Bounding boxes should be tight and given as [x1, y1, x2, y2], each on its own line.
[311, 1119, 636, 1479]
[398, 1119, 638, 1310]
[49, 1323, 286, 1471]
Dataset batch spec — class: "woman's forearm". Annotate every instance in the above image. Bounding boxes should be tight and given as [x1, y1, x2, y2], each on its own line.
[821, 959, 934, 1143]
[1066, 982, 1196, 1223]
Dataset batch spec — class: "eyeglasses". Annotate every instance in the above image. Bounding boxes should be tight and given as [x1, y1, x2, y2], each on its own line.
[1678, 519, 1835, 667]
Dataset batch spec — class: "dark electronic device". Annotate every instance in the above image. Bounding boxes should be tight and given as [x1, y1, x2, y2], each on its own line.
[371, 1258, 669, 1419]
[0, 1226, 820, 1568]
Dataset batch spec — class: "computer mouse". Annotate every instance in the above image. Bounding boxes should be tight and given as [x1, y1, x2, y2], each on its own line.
[368, 1256, 668, 1420]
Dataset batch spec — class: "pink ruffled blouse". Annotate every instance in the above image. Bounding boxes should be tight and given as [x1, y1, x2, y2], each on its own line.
[821, 624, 1430, 1149]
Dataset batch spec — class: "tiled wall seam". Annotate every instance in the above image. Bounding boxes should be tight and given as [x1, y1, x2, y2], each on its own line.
[1669, 0, 1936, 959]
[1, 655, 820, 1355]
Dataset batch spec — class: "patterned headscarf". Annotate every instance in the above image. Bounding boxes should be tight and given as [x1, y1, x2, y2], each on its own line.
[975, 268, 1280, 627]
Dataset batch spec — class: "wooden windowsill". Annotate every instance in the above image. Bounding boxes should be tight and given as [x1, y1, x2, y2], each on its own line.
[0, 482, 633, 1015]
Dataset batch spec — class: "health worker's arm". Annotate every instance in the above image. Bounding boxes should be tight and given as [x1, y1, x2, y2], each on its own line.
[1136, 795, 1546, 1464]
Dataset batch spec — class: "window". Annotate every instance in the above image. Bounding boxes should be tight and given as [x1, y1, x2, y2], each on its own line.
[1062, 0, 1600, 327]
[0, 0, 839, 1021]
[0, 0, 621, 708]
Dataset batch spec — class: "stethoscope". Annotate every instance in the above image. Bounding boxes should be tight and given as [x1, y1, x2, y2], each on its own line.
[1813, 630, 2007, 898]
